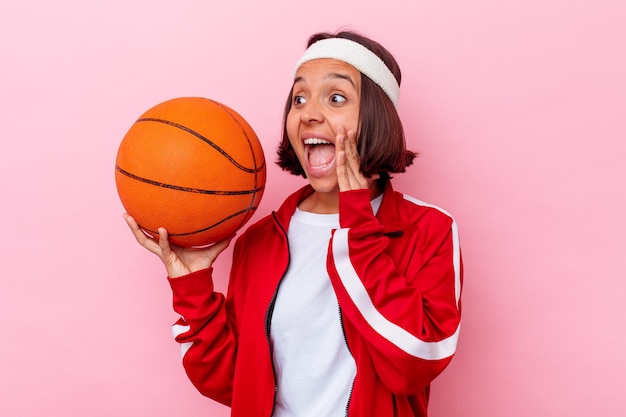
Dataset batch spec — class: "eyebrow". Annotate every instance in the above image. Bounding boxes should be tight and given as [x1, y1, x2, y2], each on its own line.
[324, 72, 356, 88]
[293, 72, 357, 89]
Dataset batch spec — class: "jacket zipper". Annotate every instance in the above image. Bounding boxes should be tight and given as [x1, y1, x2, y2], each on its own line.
[265, 212, 291, 417]
[339, 304, 356, 417]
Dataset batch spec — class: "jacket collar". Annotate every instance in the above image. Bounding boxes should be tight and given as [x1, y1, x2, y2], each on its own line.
[272, 185, 314, 231]
[376, 181, 405, 236]
[272, 181, 404, 236]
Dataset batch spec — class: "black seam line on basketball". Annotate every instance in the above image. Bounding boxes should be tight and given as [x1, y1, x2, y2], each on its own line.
[140, 207, 258, 237]
[209, 100, 264, 181]
[210, 100, 263, 226]
[116, 165, 265, 195]
[182, 99, 262, 233]
[135, 117, 265, 174]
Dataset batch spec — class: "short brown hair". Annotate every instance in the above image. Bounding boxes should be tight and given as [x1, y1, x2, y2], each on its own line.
[276, 30, 416, 182]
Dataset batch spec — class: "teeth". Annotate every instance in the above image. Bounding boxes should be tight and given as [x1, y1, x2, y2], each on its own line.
[304, 138, 332, 145]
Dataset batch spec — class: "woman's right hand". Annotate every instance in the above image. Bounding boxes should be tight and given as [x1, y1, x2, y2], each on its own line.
[123, 213, 234, 278]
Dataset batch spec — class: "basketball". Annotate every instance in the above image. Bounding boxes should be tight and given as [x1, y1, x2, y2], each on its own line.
[115, 97, 266, 247]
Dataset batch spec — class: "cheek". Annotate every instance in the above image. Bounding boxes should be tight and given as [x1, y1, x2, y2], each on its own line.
[286, 113, 299, 146]
[327, 102, 360, 132]
[329, 113, 359, 134]
[286, 112, 305, 159]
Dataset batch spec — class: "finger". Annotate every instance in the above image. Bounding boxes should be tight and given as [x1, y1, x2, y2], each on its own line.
[123, 213, 147, 239]
[208, 234, 236, 261]
[335, 125, 346, 154]
[336, 127, 358, 188]
[342, 131, 367, 187]
[344, 129, 359, 162]
[123, 212, 137, 229]
[344, 135, 366, 189]
[337, 150, 350, 191]
[336, 126, 372, 191]
[123, 213, 160, 251]
[345, 162, 364, 189]
[157, 227, 172, 258]
[339, 128, 361, 168]
[335, 127, 350, 191]
[338, 148, 365, 191]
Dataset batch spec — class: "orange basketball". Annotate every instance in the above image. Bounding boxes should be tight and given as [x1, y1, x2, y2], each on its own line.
[115, 97, 266, 247]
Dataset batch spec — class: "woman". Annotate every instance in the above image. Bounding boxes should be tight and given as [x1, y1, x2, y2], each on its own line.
[125, 30, 462, 417]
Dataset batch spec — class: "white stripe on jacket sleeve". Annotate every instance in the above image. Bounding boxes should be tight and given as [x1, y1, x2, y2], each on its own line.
[402, 194, 462, 306]
[172, 323, 192, 358]
[331, 199, 461, 360]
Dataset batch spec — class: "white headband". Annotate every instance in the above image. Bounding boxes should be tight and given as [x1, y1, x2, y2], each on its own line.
[293, 38, 400, 108]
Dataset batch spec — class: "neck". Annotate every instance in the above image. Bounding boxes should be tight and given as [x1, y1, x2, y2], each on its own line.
[299, 191, 339, 214]
[298, 183, 382, 214]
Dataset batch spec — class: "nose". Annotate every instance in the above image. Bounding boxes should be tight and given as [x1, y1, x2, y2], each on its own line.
[300, 100, 324, 124]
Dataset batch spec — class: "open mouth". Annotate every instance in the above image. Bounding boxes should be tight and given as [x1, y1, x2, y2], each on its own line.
[304, 138, 336, 169]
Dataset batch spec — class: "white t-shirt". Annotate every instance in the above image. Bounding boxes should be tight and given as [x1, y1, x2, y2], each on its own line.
[270, 208, 354, 417]
[270, 196, 382, 417]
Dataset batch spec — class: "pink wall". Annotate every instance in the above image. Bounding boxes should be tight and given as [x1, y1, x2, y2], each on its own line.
[1, 1, 624, 415]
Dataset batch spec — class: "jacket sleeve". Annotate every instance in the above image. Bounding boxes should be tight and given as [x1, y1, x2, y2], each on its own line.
[328, 189, 462, 395]
[168, 267, 238, 406]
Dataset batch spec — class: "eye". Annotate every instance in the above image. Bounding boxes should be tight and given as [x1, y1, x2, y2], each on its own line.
[293, 95, 306, 106]
[330, 93, 346, 104]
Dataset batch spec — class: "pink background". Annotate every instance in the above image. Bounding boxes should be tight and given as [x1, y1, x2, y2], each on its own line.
[1, 1, 624, 415]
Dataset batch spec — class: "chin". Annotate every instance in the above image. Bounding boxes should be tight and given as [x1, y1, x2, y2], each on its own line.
[307, 176, 339, 194]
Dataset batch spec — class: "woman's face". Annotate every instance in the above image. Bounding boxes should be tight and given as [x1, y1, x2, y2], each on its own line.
[287, 58, 361, 193]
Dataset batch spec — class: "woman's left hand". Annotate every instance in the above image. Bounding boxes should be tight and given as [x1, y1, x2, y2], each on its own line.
[336, 125, 379, 191]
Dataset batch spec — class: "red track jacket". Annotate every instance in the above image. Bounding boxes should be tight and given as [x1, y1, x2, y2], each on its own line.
[168, 182, 463, 416]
